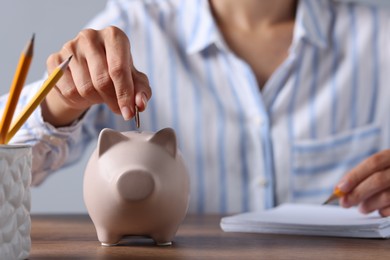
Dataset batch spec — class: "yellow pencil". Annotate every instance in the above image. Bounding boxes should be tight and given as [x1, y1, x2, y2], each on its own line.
[5, 55, 72, 144]
[0, 34, 35, 144]
[322, 187, 345, 205]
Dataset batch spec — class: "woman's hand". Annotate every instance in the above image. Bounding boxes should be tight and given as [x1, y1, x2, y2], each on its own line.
[336, 150, 390, 217]
[42, 26, 152, 127]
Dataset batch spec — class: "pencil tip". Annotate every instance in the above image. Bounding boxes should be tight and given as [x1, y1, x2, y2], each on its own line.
[24, 34, 35, 56]
[322, 193, 338, 205]
[59, 55, 73, 70]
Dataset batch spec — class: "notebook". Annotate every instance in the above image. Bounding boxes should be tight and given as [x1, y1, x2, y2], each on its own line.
[220, 203, 390, 238]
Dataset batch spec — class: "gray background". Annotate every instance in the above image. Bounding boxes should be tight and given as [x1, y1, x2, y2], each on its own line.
[0, 0, 106, 213]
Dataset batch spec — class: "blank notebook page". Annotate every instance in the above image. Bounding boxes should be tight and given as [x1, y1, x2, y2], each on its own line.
[220, 203, 390, 238]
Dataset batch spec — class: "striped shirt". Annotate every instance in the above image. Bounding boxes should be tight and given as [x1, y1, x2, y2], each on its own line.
[2, 0, 390, 214]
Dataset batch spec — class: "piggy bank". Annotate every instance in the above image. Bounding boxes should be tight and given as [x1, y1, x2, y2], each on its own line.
[83, 128, 190, 246]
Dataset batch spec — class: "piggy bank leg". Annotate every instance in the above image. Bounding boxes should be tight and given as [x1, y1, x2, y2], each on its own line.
[151, 231, 176, 246]
[153, 238, 172, 246]
[96, 228, 122, 246]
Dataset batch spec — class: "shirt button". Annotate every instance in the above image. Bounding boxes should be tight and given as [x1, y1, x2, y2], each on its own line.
[253, 116, 263, 126]
[46, 135, 63, 146]
[256, 177, 268, 187]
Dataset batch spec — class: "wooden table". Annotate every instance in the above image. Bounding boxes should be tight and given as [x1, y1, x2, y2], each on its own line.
[30, 214, 390, 259]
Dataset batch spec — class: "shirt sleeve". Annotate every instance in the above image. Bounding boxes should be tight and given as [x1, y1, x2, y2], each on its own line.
[0, 0, 134, 186]
[0, 80, 91, 186]
[0, 0, 130, 186]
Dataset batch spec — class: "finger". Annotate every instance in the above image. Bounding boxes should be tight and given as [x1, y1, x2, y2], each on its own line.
[47, 53, 84, 107]
[78, 30, 112, 104]
[337, 150, 390, 194]
[357, 188, 390, 215]
[379, 206, 390, 217]
[72, 56, 103, 105]
[57, 54, 92, 105]
[46, 52, 62, 74]
[133, 70, 152, 112]
[103, 26, 134, 120]
[74, 29, 119, 113]
[342, 168, 390, 209]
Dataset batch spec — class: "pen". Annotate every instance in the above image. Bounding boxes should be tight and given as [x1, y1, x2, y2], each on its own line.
[0, 34, 34, 144]
[5, 55, 72, 144]
[322, 187, 345, 205]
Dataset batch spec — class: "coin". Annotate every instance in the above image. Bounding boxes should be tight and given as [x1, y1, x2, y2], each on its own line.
[135, 105, 140, 128]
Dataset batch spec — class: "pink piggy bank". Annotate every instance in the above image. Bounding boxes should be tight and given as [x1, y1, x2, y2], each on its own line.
[83, 128, 190, 246]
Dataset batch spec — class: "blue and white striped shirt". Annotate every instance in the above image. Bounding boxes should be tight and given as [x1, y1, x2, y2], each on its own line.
[3, 0, 390, 214]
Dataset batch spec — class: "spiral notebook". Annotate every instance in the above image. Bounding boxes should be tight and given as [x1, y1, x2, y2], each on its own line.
[220, 203, 390, 238]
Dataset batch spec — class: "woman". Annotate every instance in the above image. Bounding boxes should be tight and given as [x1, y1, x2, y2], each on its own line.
[5, 0, 390, 215]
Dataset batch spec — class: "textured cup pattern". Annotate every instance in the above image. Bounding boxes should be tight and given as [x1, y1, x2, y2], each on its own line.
[0, 146, 31, 260]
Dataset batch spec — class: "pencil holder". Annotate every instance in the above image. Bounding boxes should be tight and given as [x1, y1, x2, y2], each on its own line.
[0, 145, 32, 259]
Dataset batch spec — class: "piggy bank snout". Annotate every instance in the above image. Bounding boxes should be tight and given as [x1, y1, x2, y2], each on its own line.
[116, 170, 155, 202]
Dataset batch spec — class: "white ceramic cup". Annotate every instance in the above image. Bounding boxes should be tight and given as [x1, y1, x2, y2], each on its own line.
[0, 145, 32, 259]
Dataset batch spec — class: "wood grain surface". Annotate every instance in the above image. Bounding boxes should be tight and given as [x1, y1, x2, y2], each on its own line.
[30, 214, 390, 260]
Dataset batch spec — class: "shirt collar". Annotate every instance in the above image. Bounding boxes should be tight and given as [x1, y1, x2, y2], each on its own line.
[183, 0, 333, 55]
[183, 0, 225, 54]
[292, 0, 332, 49]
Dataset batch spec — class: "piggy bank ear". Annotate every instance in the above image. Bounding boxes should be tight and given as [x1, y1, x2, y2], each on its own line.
[149, 128, 177, 157]
[98, 128, 129, 157]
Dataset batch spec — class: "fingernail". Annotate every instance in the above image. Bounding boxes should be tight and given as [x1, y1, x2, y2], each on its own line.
[136, 93, 148, 109]
[340, 197, 350, 208]
[359, 204, 368, 214]
[141, 93, 148, 109]
[121, 106, 132, 121]
[337, 180, 350, 193]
